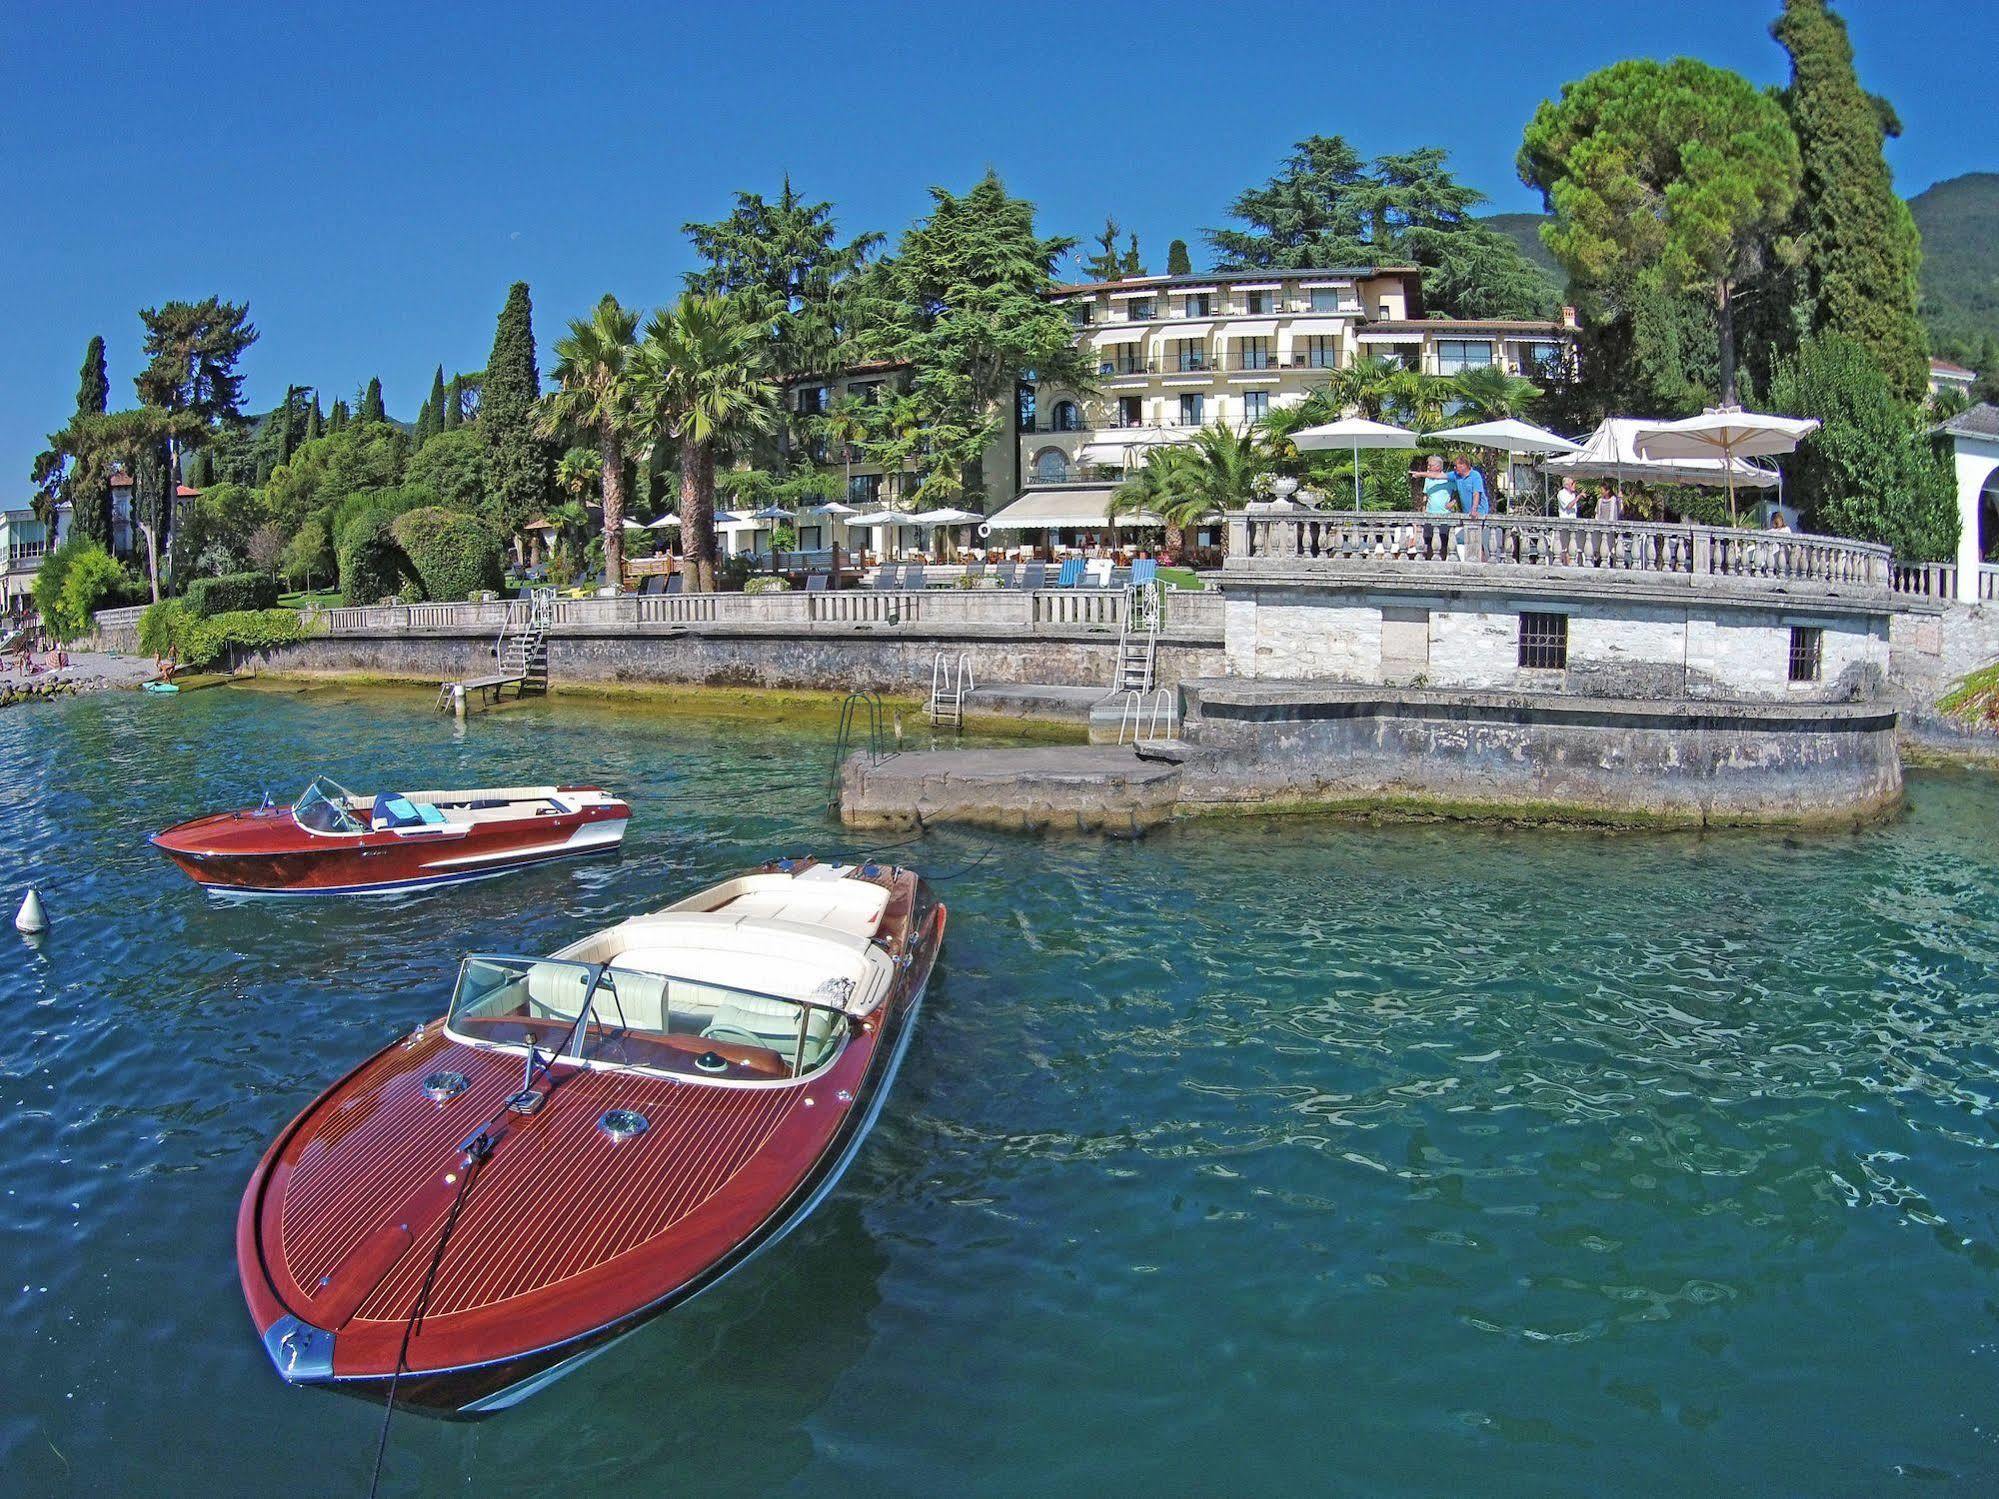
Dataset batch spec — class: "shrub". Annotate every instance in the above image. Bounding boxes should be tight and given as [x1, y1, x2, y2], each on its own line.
[406, 429, 491, 513]
[138, 601, 313, 669]
[185, 571, 280, 618]
[280, 516, 335, 587]
[389, 507, 504, 602]
[744, 575, 790, 594]
[36, 540, 126, 642]
[333, 487, 434, 603]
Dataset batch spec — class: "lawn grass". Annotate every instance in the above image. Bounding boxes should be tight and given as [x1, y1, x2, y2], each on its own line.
[1159, 566, 1204, 591]
[277, 590, 342, 611]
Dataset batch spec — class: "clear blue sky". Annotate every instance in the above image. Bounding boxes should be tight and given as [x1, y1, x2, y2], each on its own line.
[4, 0, 1991, 493]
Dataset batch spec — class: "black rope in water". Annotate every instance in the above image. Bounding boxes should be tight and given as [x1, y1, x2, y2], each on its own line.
[365, 1131, 492, 1499]
[916, 837, 1003, 884]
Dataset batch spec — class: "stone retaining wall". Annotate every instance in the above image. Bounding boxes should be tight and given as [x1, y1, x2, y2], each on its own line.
[1174, 680, 1901, 827]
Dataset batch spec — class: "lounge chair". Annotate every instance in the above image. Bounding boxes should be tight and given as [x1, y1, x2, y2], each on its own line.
[1056, 558, 1085, 588]
[664, 574, 684, 595]
[872, 565, 902, 590]
[993, 562, 1018, 589]
[963, 561, 985, 584]
[1129, 558, 1158, 587]
[805, 573, 829, 593]
[1085, 558, 1114, 588]
[1020, 562, 1048, 590]
[903, 565, 929, 590]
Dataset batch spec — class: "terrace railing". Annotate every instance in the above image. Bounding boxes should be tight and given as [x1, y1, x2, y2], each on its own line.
[1225, 510, 1894, 601]
[302, 586, 1229, 639]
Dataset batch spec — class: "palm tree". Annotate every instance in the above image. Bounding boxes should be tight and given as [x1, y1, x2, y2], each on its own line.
[1448, 365, 1543, 422]
[630, 292, 780, 592]
[540, 295, 641, 587]
[1319, 355, 1414, 421]
[555, 447, 602, 503]
[1110, 423, 1267, 556]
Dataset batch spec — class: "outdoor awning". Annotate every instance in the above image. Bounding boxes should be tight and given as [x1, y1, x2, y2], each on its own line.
[1155, 322, 1213, 338]
[1223, 320, 1277, 340]
[1285, 317, 1347, 336]
[1356, 329, 1425, 343]
[984, 488, 1159, 530]
[1091, 326, 1148, 346]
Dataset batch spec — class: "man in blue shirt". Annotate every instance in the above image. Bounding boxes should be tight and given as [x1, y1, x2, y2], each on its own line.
[1450, 456, 1490, 517]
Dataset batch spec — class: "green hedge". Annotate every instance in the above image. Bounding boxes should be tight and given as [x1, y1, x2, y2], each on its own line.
[184, 571, 280, 618]
[333, 486, 434, 603]
[389, 507, 504, 602]
[139, 601, 316, 670]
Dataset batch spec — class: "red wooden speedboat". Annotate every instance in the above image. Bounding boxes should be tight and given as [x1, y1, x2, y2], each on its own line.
[151, 777, 630, 895]
[237, 857, 943, 1415]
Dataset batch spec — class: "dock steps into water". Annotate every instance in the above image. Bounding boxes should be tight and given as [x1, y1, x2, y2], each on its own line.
[437, 589, 551, 713]
[928, 652, 974, 731]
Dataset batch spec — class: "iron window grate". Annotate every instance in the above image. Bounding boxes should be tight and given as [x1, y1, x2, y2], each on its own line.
[1789, 626, 1823, 683]
[1518, 611, 1569, 670]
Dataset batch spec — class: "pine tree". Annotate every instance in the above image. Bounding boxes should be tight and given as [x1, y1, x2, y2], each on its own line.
[182, 449, 211, 489]
[1167, 239, 1193, 275]
[1772, 0, 1928, 403]
[359, 376, 386, 423]
[329, 399, 350, 432]
[1084, 217, 1125, 282]
[444, 375, 464, 429]
[482, 281, 553, 535]
[1120, 233, 1144, 277]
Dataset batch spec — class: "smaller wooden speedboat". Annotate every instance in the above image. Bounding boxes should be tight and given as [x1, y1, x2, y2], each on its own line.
[151, 777, 630, 895]
[237, 857, 943, 1415]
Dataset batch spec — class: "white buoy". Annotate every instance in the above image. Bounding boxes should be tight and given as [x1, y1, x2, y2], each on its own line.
[14, 889, 48, 933]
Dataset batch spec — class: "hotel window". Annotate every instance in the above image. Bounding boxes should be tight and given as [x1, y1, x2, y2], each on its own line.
[1300, 336, 1339, 369]
[1524, 341, 1566, 377]
[1244, 289, 1269, 315]
[1178, 393, 1204, 427]
[848, 473, 882, 505]
[1126, 298, 1155, 321]
[1788, 626, 1823, 683]
[1068, 303, 1093, 328]
[1377, 301, 1392, 318]
[1183, 293, 1213, 318]
[1052, 400, 1082, 432]
[1518, 612, 1569, 670]
[1115, 396, 1143, 428]
[1237, 337, 1272, 371]
[1017, 385, 1036, 431]
[1436, 339, 1494, 375]
[848, 380, 881, 405]
[796, 384, 829, 415]
[1309, 287, 1345, 312]
[1242, 391, 1270, 422]
[1033, 448, 1071, 483]
[1174, 340, 1209, 373]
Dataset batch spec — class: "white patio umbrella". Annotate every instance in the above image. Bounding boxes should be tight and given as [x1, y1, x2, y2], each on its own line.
[1289, 417, 1420, 509]
[808, 501, 859, 517]
[620, 517, 648, 529]
[1633, 408, 1820, 524]
[647, 514, 679, 528]
[1431, 418, 1582, 510]
[906, 507, 983, 526]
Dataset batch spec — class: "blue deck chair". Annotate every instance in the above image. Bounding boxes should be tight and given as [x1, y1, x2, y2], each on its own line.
[993, 562, 1019, 589]
[903, 565, 929, 590]
[805, 573, 829, 593]
[1056, 558, 1085, 588]
[664, 573, 685, 595]
[1129, 558, 1157, 587]
[963, 561, 985, 584]
[1020, 562, 1048, 590]
[871, 565, 902, 590]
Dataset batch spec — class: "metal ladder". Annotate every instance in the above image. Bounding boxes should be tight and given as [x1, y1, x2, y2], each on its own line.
[1113, 584, 1161, 694]
[928, 652, 974, 731]
[498, 590, 552, 691]
[1115, 687, 1180, 746]
[830, 689, 893, 808]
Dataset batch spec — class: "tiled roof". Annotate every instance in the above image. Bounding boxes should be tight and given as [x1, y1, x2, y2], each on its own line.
[1931, 357, 1977, 377]
[1365, 318, 1568, 334]
[1048, 266, 1421, 297]
[1940, 403, 1999, 440]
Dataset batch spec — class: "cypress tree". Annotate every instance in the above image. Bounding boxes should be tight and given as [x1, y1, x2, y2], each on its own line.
[182, 449, 211, 489]
[359, 376, 386, 423]
[329, 398, 350, 432]
[482, 281, 553, 534]
[416, 364, 446, 445]
[1773, 0, 1928, 403]
[1167, 239, 1193, 275]
[444, 374, 464, 429]
[69, 336, 113, 544]
[304, 394, 324, 443]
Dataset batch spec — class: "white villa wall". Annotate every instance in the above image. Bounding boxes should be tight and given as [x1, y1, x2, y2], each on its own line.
[1224, 586, 1888, 702]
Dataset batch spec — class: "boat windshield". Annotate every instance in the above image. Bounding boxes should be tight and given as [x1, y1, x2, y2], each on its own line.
[573, 966, 847, 1082]
[445, 954, 599, 1053]
[293, 777, 365, 834]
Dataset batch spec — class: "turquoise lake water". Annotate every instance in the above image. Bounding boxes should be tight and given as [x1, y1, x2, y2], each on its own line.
[4, 683, 1999, 1496]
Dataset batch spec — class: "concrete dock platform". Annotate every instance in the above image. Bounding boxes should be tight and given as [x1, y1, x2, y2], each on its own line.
[839, 745, 1182, 833]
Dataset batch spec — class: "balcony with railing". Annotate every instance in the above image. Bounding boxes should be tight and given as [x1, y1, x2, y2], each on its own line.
[1225, 510, 1894, 606]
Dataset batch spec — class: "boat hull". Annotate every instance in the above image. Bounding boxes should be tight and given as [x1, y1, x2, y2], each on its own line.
[153, 793, 628, 896]
[236, 863, 942, 1417]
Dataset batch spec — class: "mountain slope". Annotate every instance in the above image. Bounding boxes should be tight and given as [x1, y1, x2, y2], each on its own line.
[1909, 173, 1999, 360]
[1479, 213, 1560, 280]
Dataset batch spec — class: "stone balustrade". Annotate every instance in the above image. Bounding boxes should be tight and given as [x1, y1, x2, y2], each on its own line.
[1226, 510, 1894, 601]
[305, 587, 1225, 639]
